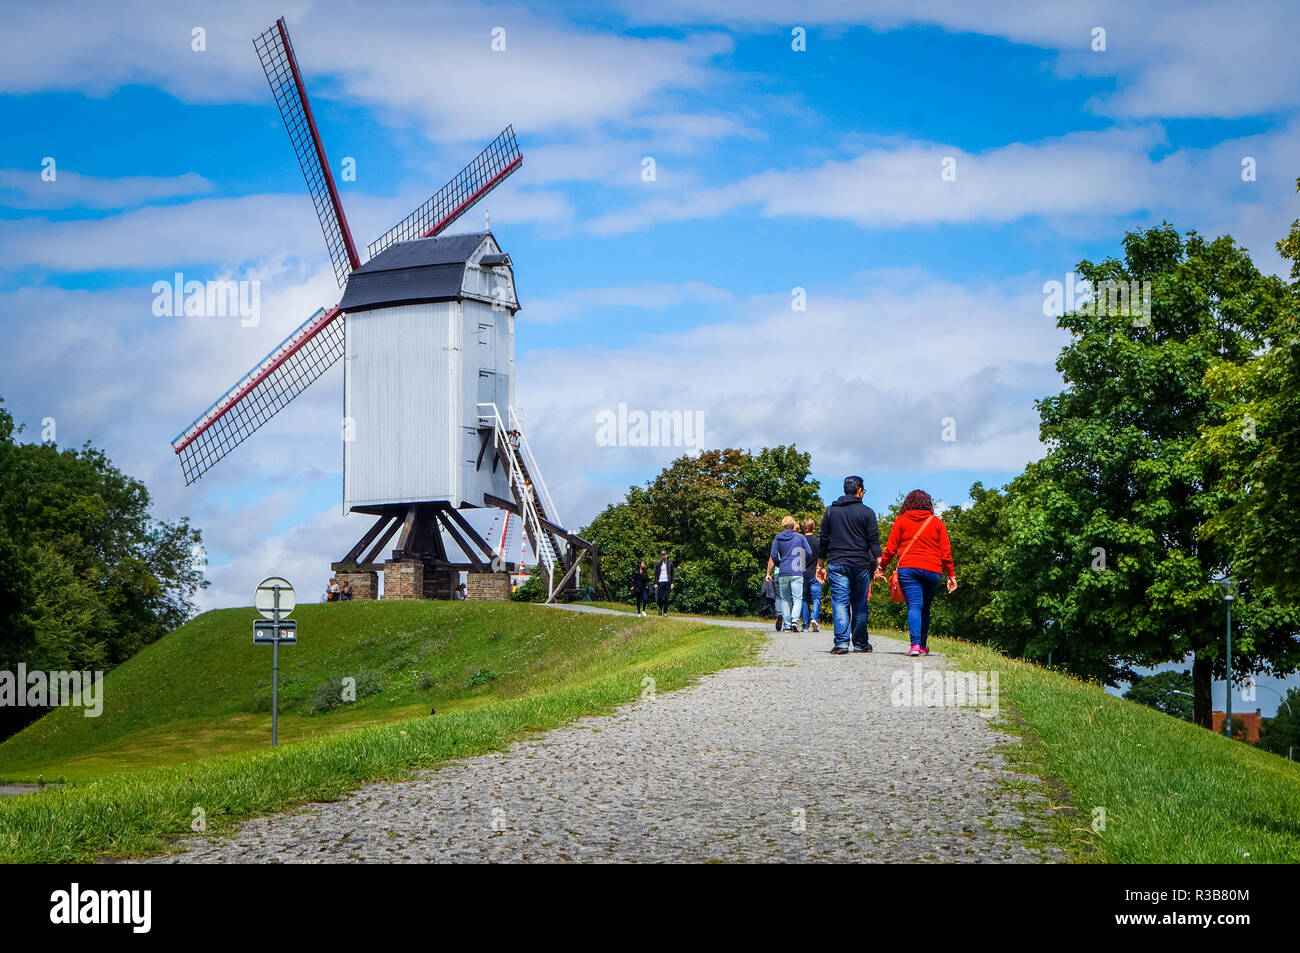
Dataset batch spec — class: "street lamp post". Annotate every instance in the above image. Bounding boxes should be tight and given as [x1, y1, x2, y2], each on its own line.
[1217, 576, 1239, 740]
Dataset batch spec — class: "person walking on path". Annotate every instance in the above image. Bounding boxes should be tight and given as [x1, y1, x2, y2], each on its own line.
[876, 489, 957, 657]
[815, 476, 882, 654]
[653, 551, 675, 616]
[799, 517, 822, 632]
[766, 516, 813, 632]
[630, 560, 651, 617]
[759, 575, 777, 618]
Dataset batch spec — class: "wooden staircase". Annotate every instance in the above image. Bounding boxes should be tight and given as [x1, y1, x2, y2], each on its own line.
[476, 403, 598, 602]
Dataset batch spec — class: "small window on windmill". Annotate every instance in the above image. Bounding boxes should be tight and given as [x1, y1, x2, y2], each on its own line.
[478, 253, 510, 304]
[478, 321, 494, 348]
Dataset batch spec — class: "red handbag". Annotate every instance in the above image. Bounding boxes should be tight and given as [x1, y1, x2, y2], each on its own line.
[888, 516, 934, 602]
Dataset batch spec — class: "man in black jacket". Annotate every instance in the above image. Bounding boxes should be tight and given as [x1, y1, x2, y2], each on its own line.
[653, 551, 675, 615]
[815, 475, 882, 654]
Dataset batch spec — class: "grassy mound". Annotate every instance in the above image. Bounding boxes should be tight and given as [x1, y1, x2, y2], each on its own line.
[0, 602, 760, 862]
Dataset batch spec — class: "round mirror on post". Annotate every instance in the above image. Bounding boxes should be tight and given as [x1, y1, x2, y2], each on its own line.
[255, 577, 296, 619]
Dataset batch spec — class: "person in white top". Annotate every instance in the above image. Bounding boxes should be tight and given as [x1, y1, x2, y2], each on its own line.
[653, 551, 675, 615]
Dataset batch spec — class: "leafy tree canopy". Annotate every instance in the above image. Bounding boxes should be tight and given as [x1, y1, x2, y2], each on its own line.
[1123, 670, 1194, 721]
[1259, 687, 1300, 758]
[0, 399, 207, 738]
[985, 225, 1297, 725]
[581, 446, 822, 615]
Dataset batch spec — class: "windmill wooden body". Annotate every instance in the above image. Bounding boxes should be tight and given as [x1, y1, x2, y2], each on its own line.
[171, 18, 596, 601]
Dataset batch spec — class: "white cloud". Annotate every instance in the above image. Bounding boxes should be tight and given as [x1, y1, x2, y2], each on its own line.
[524, 281, 733, 324]
[8, 119, 1298, 280]
[514, 269, 1069, 529]
[0, 261, 347, 501]
[591, 127, 1173, 234]
[614, 0, 1300, 120]
[0, 195, 327, 273]
[198, 503, 362, 612]
[0, 0, 735, 140]
[0, 169, 212, 210]
[583, 122, 1300, 274]
[14, 0, 1295, 128]
[0, 183, 574, 275]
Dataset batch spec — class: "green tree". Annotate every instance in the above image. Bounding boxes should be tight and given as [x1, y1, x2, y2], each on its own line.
[1198, 177, 1300, 602]
[924, 483, 1010, 644]
[1229, 715, 1248, 743]
[1123, 670, 1194, 721]
[1259, 687, 1300, 759]
[990, 225, 1294, 726]
[0, 399, 207, 739]
[582, 446, 822, 615]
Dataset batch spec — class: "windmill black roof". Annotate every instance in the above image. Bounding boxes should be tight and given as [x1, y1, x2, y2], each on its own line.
[340, 232, 512, 313]
[354, 232, 491, 273]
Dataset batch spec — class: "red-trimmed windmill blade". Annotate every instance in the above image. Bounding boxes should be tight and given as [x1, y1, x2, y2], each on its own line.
[170, 17, 522, 486]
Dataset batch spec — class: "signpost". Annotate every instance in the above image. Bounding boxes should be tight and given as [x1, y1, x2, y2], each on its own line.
[254, 577, 297, 746]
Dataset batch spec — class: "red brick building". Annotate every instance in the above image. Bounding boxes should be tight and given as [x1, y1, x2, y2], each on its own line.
[1211, 709, 1262, 743]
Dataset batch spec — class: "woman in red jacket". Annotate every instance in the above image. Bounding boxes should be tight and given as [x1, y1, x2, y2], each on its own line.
[875, 490, 957, 657]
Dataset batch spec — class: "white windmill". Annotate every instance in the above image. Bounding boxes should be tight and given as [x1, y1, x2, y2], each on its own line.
[170, 18, 597, 602]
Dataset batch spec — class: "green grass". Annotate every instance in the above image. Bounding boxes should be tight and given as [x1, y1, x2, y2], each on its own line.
[585, 600, 772, 624]
[0, 601, 761, 862]
[7, 596, 1294, 864]
[932, 635, 1300, 863]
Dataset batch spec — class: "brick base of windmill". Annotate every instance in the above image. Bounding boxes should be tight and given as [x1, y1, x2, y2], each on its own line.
[329, 501, 507, 602]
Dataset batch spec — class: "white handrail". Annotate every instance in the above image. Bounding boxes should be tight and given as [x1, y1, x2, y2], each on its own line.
[507, 405, 560, 527]
[476, 401, 557, 598]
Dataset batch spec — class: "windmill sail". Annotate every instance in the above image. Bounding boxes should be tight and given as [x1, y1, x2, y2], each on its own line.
[367, 126, 522, 260]
[172, 23, 524, 488]
[254, 19, 360, 286]
[171, 306, 344, 484]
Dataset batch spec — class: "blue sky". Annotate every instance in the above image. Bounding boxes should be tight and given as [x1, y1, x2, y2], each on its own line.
[2, 1, 1298, 710]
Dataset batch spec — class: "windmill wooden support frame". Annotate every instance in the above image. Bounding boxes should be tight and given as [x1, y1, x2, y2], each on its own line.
[332, 501, 513, 575]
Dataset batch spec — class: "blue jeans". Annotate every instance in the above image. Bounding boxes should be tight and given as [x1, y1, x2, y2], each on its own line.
[826, 563, 872, 648]
[800, 577, 822, 628]
[776, 574, 804, 629]
[897, 567, 942, 647]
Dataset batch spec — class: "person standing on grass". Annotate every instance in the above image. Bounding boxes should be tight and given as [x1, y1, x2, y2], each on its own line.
[654, 550, 675, 616]
[630, 560, 651, 617]
[766, 516, 813, 632]
[800, 517, 822, 633]
[815, 475, 882, 654]
[875, 489, 957, 657]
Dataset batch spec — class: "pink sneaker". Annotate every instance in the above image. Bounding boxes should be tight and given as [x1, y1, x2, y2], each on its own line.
[918, 646, 931, 656]
[906, 644, 921, 657]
